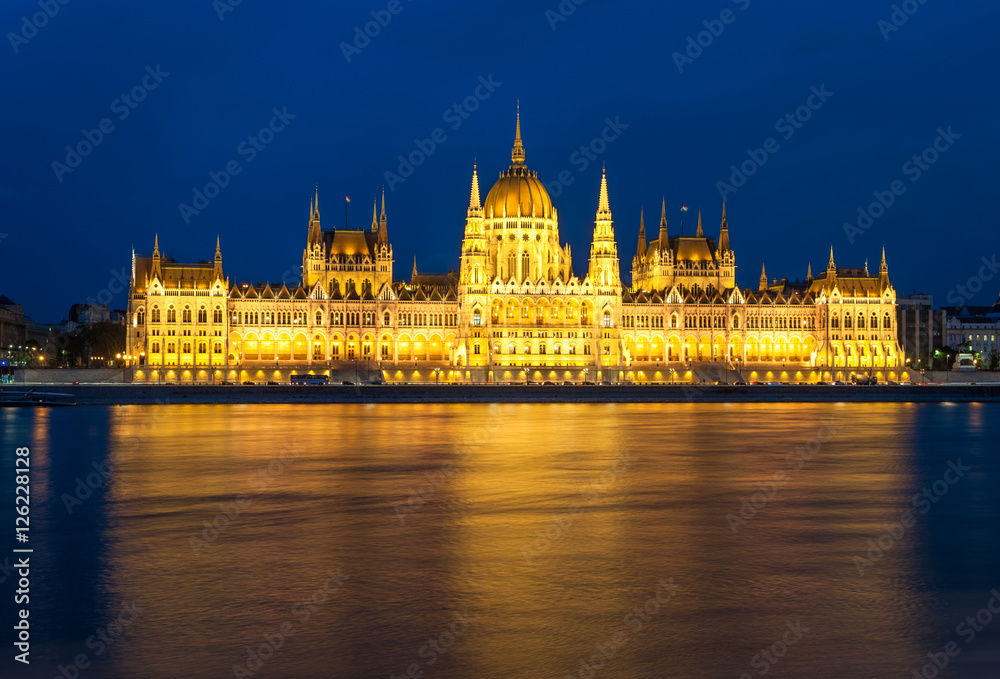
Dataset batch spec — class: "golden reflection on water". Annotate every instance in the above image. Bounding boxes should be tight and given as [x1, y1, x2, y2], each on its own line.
[65, 402, 948, 678]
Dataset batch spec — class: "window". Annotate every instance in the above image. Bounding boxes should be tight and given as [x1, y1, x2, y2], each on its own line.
[167, 342, 176, 353]
[313, 343, 323, 360]
[214, 308, 223, 323]
[198, 342, 207, 354]
[214, 343, 222, 354]
[136, 309, 145, 325]
[602, 311, 612, 327]
[183, 307, 192, 323]
[474, 343, 481, 355]
[316, 311, 323, 325]
[151, 307, 160, 323]
[384, 311, 391, 325]
[670, 313, 678, 329]
[347, 344, 356, 360]
[473, 310, 482, 326]
[332, 344, 340, 358]
[569, 345, 576, 355]
[554, 344, 561, 355]
[182, 342, 191, 353]
[381, 343, 390, 358]
[539, 344, 546, 355]
[167, 308, 176, 323]
[508, 342, 516, 354]
[198, 307, 207, 324]
[152, 342, 160, 353]
[583, 344, 591, 355]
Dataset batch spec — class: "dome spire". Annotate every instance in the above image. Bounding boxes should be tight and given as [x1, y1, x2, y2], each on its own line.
[511, 101, 525, 165]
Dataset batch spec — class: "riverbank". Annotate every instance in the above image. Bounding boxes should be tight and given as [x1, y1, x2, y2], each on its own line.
[4, 383, 1000, 404]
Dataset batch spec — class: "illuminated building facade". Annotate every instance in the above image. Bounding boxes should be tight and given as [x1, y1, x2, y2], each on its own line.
[126, 112, 906, 383]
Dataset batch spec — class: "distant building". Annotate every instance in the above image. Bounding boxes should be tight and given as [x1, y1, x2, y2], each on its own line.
[943, 297, 1000, 358]
[0, 295, 27, 349]
[65, 302, 112, 331]
[896, 294, 947, 369]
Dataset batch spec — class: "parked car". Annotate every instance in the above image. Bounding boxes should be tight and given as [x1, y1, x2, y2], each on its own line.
[242, 380, 255, 385]
[542, 381, 556, 386]
[582, 380, 596, 385]
[341, 380, 354, 385]
[266, 380, 279, 385]
[562, 381, 576, 386]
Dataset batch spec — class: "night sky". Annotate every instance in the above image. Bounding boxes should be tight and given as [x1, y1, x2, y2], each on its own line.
[2, 0, 998, 322]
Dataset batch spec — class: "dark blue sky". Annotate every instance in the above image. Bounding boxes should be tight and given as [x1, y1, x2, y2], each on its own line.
[2, 0, 998, 321]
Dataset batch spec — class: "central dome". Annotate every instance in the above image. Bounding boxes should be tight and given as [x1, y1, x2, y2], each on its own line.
[482, 105, 554, 220]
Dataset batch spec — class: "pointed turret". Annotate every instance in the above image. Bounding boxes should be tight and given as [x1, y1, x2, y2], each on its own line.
[596, 165, 612, 220]
[636, 208, 646, 263]
[828, 246, 836, 272]
[467, 162, 483, 218]
[371, 197, 378, 232]
[658, 197, 668, 249]
[151, 234, 162, 280]
[759, 263, 768, 291]
[307, 187, 322, 244]
[718, 202, 730, 252]
[378, 189, 388, 245]
[213, 235, 224, 281]
[511, 101, 525, 166]
[807, 261, 813, 281]
[880, 246, 888, 274]
[695, 209, 704, 238]
[411, 255, 418, 281]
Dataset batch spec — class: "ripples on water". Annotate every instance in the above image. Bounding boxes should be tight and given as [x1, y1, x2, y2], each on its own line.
[1, 403, 998, 678]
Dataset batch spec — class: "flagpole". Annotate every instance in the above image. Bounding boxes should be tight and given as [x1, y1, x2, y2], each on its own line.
[345, 197, 348, 230]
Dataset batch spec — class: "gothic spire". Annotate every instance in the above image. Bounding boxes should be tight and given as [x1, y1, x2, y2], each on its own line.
[658, 197, 668, 248]
[468, 162, 482, 217]
[378, 189, 388, 245]
[759, 263, 768, 291]
[880, 246, 888, 274]
[153, 233, 160, 258]
[371, 197, 378, 232]
[718, 203, 730, 252]
[596, 165, 612, 219]
[696, 209, 704, 238]
[412, 255, 418, 280]
[807, 261, 813, 280]
[511, 101, 525, 165]
[636, 208, 646, 262]
[828, 246, 836, 272]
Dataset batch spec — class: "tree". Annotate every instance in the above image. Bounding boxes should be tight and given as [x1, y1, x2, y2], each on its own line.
[984, 348, 1000, 372]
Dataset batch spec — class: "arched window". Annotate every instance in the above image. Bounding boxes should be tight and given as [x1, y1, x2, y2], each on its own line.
[521, 251, 530, 278]
[857, 314, 865, 329]
[508, 253, 516, 279]
[198, 307, 207, 323]
[671, 313, 678, 328]
[136, 309, 145, 325]
[473, 310, 482, 326]
[583, 344, 591, 355]
[554, 344, 561, 355]
[508, 342, 515, 354]
[871, 313, 878, 329]
[473, 343, 481, 355]
[831, 314, 839, 329]
[315, 311, 323, 325]
[732, 314, 740, 329]
[183, 307, 192, 323]
[884, 312, 892, 329]
[214, 307, 223, 324]
[602, 311, 612, 327]
[539, 344, 546, 355]
[151, 307, 160, 323]
[167, 307, 176, 323]
[384, 311, 391, 325]
[845, 315, 853, 329]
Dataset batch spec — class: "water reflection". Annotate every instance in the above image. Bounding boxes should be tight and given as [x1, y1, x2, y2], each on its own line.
[4, 403, 997, 678]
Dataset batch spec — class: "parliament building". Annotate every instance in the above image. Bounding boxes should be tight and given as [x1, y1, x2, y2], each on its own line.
[127, 111, 907, 384]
